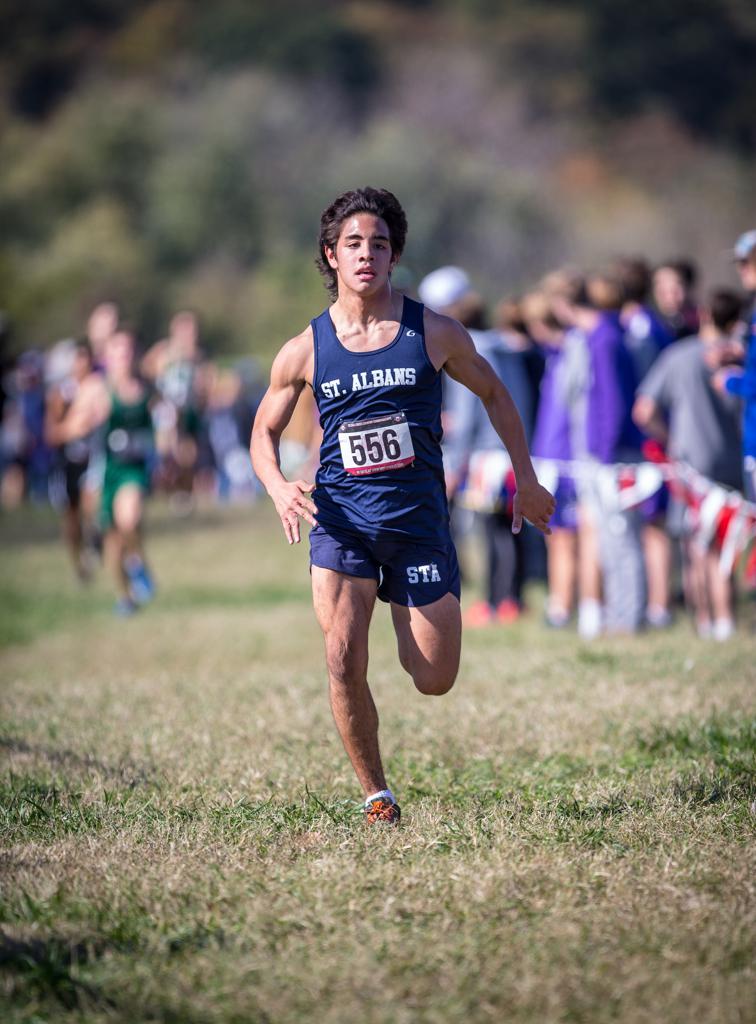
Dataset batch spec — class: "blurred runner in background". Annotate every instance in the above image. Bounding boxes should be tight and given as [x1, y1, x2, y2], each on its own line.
[45, 339, 102, 581]
[48, 330, 156, 616]
[86, 302, 119, 370]
[142, 311, 204, 512]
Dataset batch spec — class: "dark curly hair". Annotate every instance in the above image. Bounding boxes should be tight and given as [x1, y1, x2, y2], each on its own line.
[316, 187, 408, 299]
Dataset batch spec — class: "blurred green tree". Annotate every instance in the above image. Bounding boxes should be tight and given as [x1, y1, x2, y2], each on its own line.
[190, 1, 381, 103]
[0, 0, 754, 359]
[558, 0, 756, 151]
[0, 0, 148, 117]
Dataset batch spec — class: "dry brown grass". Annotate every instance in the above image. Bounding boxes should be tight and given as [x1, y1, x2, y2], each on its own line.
[1, 502, 755, 1023]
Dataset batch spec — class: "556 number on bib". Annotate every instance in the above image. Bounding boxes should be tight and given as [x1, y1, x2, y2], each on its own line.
[338, 413, 415, 476]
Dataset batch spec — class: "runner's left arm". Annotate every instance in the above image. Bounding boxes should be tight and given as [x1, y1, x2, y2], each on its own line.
[429, 314, 555, 535]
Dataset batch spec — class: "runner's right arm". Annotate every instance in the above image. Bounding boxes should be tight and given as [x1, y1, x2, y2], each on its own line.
[250, 329, 319, 544]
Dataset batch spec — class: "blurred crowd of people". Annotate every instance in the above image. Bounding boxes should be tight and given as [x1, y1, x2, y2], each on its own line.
[2, 231, 755, 635]
[421, 231, 756, 641]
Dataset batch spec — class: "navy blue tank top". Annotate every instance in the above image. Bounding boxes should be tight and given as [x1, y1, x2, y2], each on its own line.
[311, 297, 450, 542]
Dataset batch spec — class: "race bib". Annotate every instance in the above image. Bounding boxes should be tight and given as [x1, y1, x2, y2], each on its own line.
[338, 412, 415, 476]
[107, 427, 152, 465]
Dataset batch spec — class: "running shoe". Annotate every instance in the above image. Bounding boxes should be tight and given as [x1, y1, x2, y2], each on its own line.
[126, 559, 156, 605]
[364, 796, 401, 826]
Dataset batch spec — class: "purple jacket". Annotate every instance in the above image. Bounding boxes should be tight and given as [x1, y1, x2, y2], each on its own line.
[586, 312, 643, 463]
[531, 343, 572, 461]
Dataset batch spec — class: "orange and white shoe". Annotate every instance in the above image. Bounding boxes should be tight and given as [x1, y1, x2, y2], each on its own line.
[364, 795, 401, 826]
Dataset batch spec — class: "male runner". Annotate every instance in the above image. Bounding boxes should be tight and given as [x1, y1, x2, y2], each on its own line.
[45, 339, 100, 581]
[49, 330, 156, 615]
[250, 188, 555, 825]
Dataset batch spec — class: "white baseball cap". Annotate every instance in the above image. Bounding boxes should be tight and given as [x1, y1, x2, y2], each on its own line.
[733, 230, 756, 261]
[417, 266, 472, 311]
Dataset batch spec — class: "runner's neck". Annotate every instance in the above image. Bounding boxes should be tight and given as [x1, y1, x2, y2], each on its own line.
[331, 284, 403, 332]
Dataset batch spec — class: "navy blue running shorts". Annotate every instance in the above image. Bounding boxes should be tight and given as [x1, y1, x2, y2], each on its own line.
[309, 523, 461, 607]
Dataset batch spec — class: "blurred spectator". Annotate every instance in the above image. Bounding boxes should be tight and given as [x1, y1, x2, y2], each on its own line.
[420, 266, 536, 626]
[555, 272, 646, 636]
[615, 256, 676, 628]
[493, 296, 547, 587]
[1, 350, 52, 507]
[615, 257, 674, 381]
[652, 259, 701, 340]
[634, 289, 744, 639]
[715, 230, 756, 504]
[524, 280, 580, 628]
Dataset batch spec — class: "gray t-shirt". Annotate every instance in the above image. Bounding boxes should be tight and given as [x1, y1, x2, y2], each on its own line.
[639, 337, 742, 487]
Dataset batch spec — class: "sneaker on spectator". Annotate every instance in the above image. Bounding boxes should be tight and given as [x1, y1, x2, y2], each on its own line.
[464, 601, 493, 628]
[713, 617, 735, 642]
[544, 601, 570, 629]
[646, 605, 672, 629]
[578, 599, 602, 640]
[495, 599, 521, 624]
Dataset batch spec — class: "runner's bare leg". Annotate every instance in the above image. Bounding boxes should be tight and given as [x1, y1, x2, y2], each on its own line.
[391, 593, 461, 696]
[113, 484, 146, 562]
[311, 566, 387, 796]
[104, 529, 129, 599]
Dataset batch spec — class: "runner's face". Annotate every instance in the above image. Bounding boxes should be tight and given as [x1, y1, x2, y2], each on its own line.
[327, 213, 395, 295]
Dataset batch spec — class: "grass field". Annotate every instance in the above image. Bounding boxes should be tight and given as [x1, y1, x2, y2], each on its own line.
[1, 501, 755, 1024]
